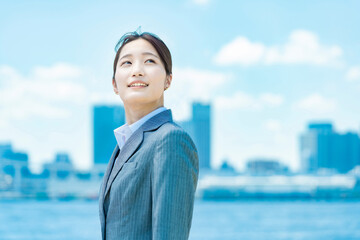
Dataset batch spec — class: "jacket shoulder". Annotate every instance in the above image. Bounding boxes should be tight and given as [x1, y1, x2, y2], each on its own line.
[156, 121, 190, 138]
[155, 122, 197, 152]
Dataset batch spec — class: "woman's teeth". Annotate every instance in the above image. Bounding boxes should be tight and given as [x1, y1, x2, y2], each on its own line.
[129, 83, 148, 87]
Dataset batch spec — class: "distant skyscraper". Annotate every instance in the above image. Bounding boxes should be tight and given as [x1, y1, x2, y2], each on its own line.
[93, 105, 125, 165]
[193, 102, 211, 169]
[300, 123, 333, 173]
[178, 102, 211, 169]
[300, 123, 360, 173]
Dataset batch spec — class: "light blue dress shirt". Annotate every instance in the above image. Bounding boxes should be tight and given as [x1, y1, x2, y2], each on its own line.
[113, 106, 167, 150]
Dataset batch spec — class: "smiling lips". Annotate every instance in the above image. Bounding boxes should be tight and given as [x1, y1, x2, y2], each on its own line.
[128, 81, 149, 88]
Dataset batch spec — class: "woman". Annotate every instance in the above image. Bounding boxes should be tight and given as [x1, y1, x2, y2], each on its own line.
[98, 29, 199, 240]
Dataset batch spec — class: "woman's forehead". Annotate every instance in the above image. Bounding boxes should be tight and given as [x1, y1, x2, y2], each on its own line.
[119, 39, 159, 58]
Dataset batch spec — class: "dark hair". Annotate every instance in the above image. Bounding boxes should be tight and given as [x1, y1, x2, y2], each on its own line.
[112, 30, 172, 80]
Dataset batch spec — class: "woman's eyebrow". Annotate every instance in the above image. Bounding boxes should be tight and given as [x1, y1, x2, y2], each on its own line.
[142, 52, 160, 59]
[119, 52, 160, 61]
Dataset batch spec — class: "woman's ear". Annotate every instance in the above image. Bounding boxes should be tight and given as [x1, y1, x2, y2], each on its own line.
[112, 78, 119, 94]
[164, 74, 173, 90]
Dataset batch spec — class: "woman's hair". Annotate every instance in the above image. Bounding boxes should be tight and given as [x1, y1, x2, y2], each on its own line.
[112, 30, 172, 80]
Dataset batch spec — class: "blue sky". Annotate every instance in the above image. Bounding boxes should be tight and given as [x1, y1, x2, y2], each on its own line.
[1, 0, 360, 172]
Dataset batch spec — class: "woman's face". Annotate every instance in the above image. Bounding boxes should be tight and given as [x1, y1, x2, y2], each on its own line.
[113, 38, 171, 108]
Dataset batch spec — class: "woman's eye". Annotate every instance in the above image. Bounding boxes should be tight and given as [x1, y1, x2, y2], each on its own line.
[145, 59, 155, 63]
[121, 61, 131, 66]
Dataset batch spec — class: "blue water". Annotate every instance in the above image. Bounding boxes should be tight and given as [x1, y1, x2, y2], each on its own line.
[1, 200, 360, 240]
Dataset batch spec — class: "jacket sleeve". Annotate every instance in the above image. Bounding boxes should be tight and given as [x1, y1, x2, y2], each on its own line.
[151, 129, 199, 240]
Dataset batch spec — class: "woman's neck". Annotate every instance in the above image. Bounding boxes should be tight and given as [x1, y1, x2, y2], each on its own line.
[124, 102, 164, 125]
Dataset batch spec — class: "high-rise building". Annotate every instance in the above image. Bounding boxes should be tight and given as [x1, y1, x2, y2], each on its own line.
[178, 102, 211, 169]
[193, 102, 211, 169]
[93, 105, 125, 165]
[300, 123, 360, 173]
[300, 123, 333, 172]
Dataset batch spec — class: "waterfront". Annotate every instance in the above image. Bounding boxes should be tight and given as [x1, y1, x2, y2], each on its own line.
[1, 199, 360, 240]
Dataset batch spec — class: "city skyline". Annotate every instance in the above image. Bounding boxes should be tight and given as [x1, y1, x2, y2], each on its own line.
[2, 106, 360, 175]
[1, 1, 360, 172]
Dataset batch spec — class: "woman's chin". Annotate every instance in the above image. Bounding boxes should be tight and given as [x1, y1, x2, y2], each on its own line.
[122, 93, 162, 104]
[122, 96, 151, 106]
[122, 96, 165, 110]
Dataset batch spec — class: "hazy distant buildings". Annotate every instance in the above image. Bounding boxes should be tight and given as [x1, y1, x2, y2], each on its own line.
[44, 152, 99, 199]
[300, 123, 360, 174]
[246, 158, 289, 175]
[0, 143, 34, 192]
[220, 158, 236, 173]
[0, 143, 30, 181]
[0, 143, 29, 163]
[93, 105, 125, 165]
[43, 153, 74, 179]
[178, 102, 211, 169]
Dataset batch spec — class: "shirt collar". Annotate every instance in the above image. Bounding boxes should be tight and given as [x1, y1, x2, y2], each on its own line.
[113, 123, 132, 151]
[114, 107, 167, 150]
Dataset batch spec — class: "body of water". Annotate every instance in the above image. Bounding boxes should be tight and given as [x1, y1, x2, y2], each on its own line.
[0, 199, 359, 240]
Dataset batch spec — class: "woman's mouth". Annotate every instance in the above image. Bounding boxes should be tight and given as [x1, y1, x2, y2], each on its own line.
[128, 83, 149, 88]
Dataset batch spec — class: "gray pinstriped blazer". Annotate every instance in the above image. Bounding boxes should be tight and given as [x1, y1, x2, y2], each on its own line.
[98, 109, 199, 240]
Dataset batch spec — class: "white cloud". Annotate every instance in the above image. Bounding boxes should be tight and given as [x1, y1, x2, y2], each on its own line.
[0, 65, 22, 81]
[265, 30, 343, 65]
[346, 66, 360, 82]
[166, 67, 232, 120]
[6, 99, 71, 120]
[214, 37, 265, 66]
[0, 63, 87, 120]
[214, 30, 343, 67]
[33, 63, 82, 80]
[295, 93, 337, 113]
[214, 92, 284, 110]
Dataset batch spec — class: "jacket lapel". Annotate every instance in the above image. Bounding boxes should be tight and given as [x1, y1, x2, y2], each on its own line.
[103, 109, 173, 199]
[99, 144, 119, 204]
[103, 127, 144, 198]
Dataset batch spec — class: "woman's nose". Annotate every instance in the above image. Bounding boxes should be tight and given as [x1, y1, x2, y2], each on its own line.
[131, 62, 144, 77]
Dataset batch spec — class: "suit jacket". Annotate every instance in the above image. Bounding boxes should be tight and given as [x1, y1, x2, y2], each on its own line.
[98, 109, 199, 240]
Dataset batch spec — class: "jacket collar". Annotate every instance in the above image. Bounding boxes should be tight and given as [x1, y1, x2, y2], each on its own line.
[141, 108, 173, 132]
